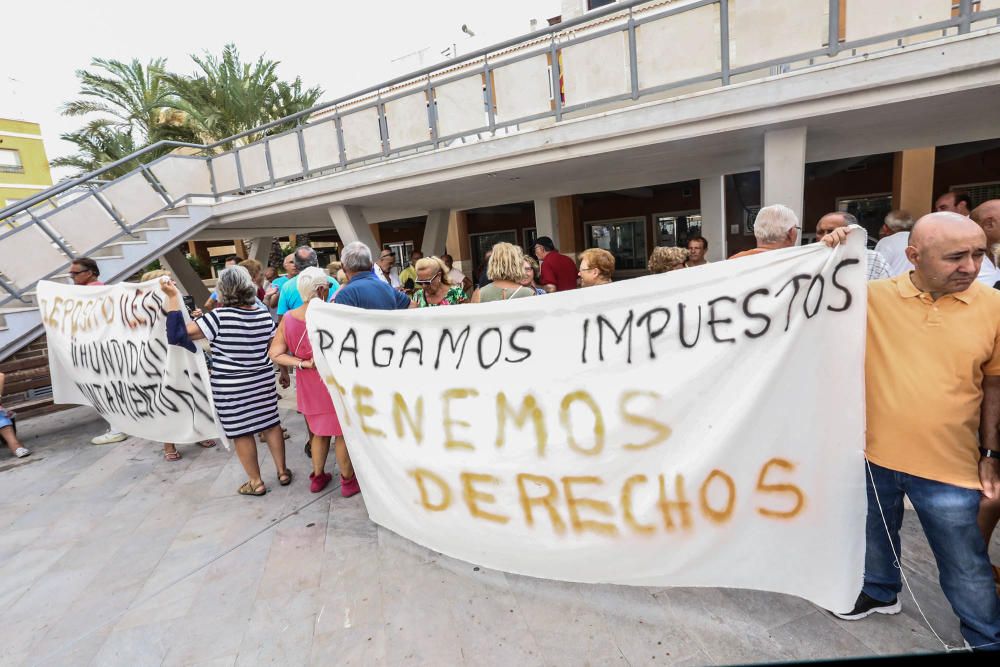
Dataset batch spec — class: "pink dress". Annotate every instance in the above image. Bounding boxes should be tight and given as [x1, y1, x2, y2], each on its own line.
[284, 315, 343, 437]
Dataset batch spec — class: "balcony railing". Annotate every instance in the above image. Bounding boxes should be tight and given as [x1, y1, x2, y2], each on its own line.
[1, 0, 998, 305]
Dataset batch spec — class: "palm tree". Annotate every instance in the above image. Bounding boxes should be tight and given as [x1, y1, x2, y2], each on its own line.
[50, 120, 143, 179]
[166, 44, 323, 150]
[60, 57, 195, 146]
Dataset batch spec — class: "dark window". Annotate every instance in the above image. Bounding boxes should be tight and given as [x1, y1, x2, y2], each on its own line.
[586, 218, 646, 270]
[588, 0, 616, 10]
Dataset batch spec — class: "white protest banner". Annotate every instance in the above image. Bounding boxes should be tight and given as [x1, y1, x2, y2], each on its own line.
[38, 279, 223, 443]
[307, 234, 868, 612]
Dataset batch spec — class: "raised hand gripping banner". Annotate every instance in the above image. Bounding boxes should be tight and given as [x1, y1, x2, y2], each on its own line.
[38, 279, 222, 443]
[308, 235, 868, 612]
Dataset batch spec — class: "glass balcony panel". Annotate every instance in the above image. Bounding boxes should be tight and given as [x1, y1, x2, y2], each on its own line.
[99, 172, 166, 227]
[0, 225, 70, 288]
[493, 54, 552, 123]
[150, 157, 212, 200]
[636, 4, 721, 89]
[562, 32, 631, 106]
[268, 132, 303, 180]
[239, 142, 270, 187]
[341, 107, 383, 161]
[434, 75, 487, 137]
[385, 92, 430, 149]
[44, 194, 120, 256]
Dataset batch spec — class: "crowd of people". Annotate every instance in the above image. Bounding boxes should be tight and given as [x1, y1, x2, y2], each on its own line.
[3, 189, 999, 650]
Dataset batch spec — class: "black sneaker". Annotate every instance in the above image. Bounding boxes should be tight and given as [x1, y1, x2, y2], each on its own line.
[832, 592, 901, 620]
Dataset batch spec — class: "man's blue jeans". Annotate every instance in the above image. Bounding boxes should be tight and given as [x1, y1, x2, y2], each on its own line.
[863, 461, 1000, 650]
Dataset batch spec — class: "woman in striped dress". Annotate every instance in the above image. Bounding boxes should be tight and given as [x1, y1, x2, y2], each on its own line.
[162, 267, 290, 496]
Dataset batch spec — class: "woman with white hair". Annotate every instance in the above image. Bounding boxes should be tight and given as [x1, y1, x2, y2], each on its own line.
[163, 266, 290, 496]
[268, 267, 355, 496]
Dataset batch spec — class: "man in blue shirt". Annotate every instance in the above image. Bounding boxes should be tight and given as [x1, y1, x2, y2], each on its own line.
[266, 253, 297, 309]
[336, 242, 414, 310]
[277, 246, 339, 316]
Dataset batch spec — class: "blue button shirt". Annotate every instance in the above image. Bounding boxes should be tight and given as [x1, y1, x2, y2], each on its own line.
[334, 271, 410, 310]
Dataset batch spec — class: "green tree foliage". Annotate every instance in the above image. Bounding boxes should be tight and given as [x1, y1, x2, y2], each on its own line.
[165, 44, 323, 150]
[53, 47, 323, 176]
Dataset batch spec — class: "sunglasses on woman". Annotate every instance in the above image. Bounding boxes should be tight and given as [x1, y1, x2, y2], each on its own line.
[415, 271, 441, 286]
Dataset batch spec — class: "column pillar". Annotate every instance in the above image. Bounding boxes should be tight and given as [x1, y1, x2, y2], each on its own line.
[187, 240, 211, 268]
[328, 205, 379, 254]
[446, 210, 471, 276]
[699, 175, 727, 262]
[161, 248, 210, 304]
[422, 209, 451, 256]
[555, 196, 580, 259]
[248, 237, 273, 266]
[763, 127, 807, 243]
[533, 198, 559, 243]
[892, 147, 935, 219]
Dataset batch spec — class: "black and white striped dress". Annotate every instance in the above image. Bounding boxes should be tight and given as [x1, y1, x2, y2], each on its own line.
[196, 306, 280, 438]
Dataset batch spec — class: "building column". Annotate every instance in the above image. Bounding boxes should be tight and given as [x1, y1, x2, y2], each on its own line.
[247, 237, 273, 266]
[763, 127, 807, 243]
[422, 209, 451, 257]
[446, 210, 471, 276]
[161, 248, 210, 305]
[187, 240, 211, 268]
[533, 198, 559, 243]
[699, 175, 727, 262]
[555, 196, 581, 259]
[328, 205, 379, 254]
[892, 148, 935, 219]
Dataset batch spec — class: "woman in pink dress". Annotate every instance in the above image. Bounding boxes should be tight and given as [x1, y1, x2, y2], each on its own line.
[269, 268, 359, 496]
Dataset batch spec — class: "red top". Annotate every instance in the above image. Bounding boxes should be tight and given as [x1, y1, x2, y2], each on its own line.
[539, 251, 578, 291]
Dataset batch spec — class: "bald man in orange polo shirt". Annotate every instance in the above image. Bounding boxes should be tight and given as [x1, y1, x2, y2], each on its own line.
[825, 214, 1000, 650]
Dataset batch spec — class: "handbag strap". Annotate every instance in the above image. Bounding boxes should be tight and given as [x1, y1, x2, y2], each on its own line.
[505, 285, 526, 300]
[291, 320, 310, 359]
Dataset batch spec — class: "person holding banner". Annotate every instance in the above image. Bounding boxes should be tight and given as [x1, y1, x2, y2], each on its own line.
[269, 267, 355, 496]
[823, 215, 1000, 651]
[162, 267, 291, 496]
[141, 269, 217, 460]
[471, 243, 536, 303]
[70, 257, 129, 447]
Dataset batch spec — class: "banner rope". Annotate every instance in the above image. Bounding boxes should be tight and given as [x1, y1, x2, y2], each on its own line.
[864, 459, 998, 652]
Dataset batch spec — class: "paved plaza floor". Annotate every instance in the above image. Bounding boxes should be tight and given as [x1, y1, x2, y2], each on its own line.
[1, 404, 997, 666]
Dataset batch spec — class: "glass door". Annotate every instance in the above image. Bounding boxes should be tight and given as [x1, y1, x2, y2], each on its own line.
[654, 211, 702, 248]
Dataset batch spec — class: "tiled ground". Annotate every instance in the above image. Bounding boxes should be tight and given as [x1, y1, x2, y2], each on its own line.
[0, 404, 996, 666]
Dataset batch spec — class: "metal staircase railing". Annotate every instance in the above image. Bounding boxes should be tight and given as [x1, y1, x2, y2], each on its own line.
[2, 0, 997, 313]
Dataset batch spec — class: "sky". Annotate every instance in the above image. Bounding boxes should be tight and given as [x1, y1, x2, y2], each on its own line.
[1, 0, 562, 179]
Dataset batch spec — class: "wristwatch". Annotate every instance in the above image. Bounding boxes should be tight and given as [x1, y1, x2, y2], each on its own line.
[981, 447, 1000, 460]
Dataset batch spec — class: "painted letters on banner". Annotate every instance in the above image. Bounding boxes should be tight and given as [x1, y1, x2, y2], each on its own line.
[38, 279, 222, 443]
[307, 235, 868, 613]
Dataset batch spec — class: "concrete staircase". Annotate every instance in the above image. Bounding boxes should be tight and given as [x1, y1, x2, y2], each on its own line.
[0, 205, 212, 361]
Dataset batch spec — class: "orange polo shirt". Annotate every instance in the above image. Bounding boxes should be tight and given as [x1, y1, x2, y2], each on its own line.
[866, 273, 1000, 489]
[729, 248, 770, 260]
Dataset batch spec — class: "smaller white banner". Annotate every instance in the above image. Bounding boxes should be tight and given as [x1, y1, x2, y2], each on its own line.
[38, 279, 222, 443]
